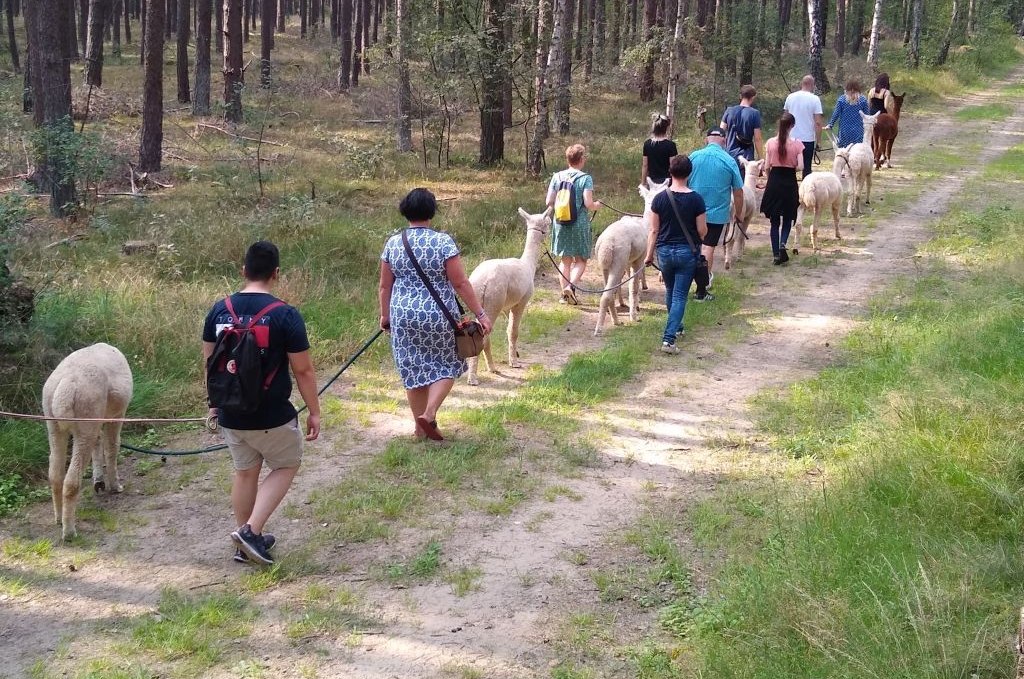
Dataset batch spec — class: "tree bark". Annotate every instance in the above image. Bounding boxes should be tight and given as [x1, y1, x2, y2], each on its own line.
[775, 0, 792, 61]
[86, 0, 111, 86]
[741, 0, 755, 85]
[300, 0, 307, 35]
[583, 0, 596, 79]
[935, 0, 960, 64]
[243, 0, 250, 41]
[4, 0, 19, 72]
[554, 0, 575, 133]
[528, 0, 552, 174]
[166, 0, 175, 37]
[337, 0, 352, 89]
[277, 0, 286, 31]
[865, 0, 881, 67]
[807, 0, 829, 90]
[834, 0, 845, 57]
[66, 0, 81, 61]
[638, 0, 658, 101]
[140, 0, 165, 172]
[574, 0, 585, 61]
[27, 0, 78, 215]
[907, 0, 921, 67]
[176, 0, 191, 100]
[848, 0, 864, 53]
[966, 0, 976, 35]
[139, 0, 146, 62]
[665, 0, 687, 127]
[125, 0, 133, 43]
[395, 0, 412, 151]
[609, 0, 620, 64]
[224, 0, 244, 120]
[479, 0, 505, 164]
[260, 0, 273, 85]
[112, 0, 123, 55]
[352, 0, 362, 85]
[215, 0, 223, 50]
[78, 0, 89, 56]
[361, 0, 370, 71]
[194, 0, 212, 114]
[902, 0, 910, 44]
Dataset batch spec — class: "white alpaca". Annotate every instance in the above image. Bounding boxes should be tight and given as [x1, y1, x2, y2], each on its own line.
[593, 179, 668, 336]
[466, 207, 552, 386]
[793, 167, 843, 253]
[44, 343, 133, 540]
[832, 113, 877, 217]
[726, 158, 764, 270]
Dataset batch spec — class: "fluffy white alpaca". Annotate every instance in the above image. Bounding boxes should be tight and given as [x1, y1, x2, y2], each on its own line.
[466, 207, 552, 386]
[832, 113, 877, 217]
[726, 158, 764, 270]
[794, 167, 843, 253]
[43, 343, 133, 540]
[593, 179, 668, 336]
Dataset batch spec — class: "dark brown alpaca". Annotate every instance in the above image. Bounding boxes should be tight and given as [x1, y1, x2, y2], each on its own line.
[872, 93, 906, 169]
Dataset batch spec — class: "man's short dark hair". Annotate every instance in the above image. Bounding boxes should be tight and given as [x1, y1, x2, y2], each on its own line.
[669, 154, 692, 180]
[740, 84, 757, 100]
[244, 240, 280, 282]
[400, 188, 438, 222]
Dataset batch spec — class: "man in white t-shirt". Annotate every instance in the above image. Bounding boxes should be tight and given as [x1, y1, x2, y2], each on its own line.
[783, 75, 824, 179]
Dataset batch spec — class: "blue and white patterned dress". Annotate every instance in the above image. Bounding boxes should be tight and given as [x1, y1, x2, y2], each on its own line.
[828, 94, 870, 148]
[381, 227, 465, 389]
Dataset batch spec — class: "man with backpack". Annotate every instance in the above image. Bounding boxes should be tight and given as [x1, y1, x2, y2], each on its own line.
[720, 85, 765, 177]
[203, 240, 321, 566]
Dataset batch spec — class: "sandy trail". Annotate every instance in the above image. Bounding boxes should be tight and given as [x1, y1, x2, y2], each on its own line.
[2, 73, 1022, 678]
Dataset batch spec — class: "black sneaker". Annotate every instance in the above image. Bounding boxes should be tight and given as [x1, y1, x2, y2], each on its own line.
[779, 248, 790, 264]
[233, 533, 275, 564]
[230, 524, 274, 566]
[694, 292, 715, 302]
[773, 255, 782, 265]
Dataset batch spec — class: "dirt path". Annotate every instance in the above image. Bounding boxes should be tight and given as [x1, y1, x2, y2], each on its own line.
[2, 74, 1022, 679]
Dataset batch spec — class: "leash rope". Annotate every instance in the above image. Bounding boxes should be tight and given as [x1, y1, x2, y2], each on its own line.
[2, 329, 385, 458]
[544, 251, 653, 296]
[597, 201, 643, 218]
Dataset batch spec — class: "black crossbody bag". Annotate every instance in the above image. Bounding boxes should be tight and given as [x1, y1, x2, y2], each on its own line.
[665, 191, 710, 291]
[401, 229, 485, 360]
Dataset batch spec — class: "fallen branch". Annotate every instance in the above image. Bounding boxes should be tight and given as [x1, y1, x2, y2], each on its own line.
[98, 192, 150, 198]
[46, 234, 87, 249]
[195, 123, 288, 147]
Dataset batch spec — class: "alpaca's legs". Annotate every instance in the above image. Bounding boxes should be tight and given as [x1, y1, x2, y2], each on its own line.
[629, 262, 641, 322]
[466, 355, 480, 386]
[63, 429, 99, 540]
[792, 209, 802, 254]
[810, 208, 820, 252]
[865, 172, 872, 205]
[885, 138, 894, 168]
[47, 422, 70, 526]
[508, 302, 525, 368]
[832, 202, 842, 240]
[102, 423, 124, 493]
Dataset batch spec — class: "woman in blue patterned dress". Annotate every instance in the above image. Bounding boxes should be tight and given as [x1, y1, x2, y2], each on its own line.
[826, 79, 870, 148]
[379, 189, 492, 441]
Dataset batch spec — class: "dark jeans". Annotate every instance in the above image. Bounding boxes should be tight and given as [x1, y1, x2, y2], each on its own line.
[802, 141, 815, 180]
[656, 244, 698, 345]
[769, 215, 793, 256]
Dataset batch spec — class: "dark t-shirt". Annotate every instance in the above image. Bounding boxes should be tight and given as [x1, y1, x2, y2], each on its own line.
[203, 291, 311, 430]
[651, 190, 706, 248]
[722, 105, 762, 161]
[643, 138, 679, 184]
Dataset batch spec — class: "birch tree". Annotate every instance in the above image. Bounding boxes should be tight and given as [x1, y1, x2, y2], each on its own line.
[866, 0, 881, 68]
[395, 0, 412, 151]
[807, 0, 830, 91]
[528, 0, 553, 175]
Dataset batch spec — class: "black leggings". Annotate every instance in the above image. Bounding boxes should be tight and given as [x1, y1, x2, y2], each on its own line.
[770, 215, 793, 255]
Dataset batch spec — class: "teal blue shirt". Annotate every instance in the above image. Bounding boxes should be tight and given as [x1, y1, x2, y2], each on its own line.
[688, 143, 743, 225]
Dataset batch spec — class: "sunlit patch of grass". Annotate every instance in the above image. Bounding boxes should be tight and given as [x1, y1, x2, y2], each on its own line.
[285, 584, 372, 641]
[1, 537, 54, 564]
[953, 102, 1014, 121]
[446, 565, 484, 596]
[385, 539, 443, 581]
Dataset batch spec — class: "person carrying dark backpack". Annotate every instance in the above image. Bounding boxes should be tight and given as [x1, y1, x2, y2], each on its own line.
[720, 84, 765, 177]
[202, 240, 321, 567]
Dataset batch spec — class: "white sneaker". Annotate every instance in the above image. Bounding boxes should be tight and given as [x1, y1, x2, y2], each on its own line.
[661, 342, 680, 354]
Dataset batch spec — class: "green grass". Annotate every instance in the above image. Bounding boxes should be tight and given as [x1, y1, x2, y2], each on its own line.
[954, 102, 1014, 121]
[284, 584, 369, 640]
[385, 539, 443, 581]
[669, 141, 1024, 677]
[446, 565, 484, 596]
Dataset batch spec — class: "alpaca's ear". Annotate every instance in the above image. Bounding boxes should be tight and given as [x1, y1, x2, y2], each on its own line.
[518, 207, 530, 221]
[638, 184, 649, 199]
[542, 206, 553, 219]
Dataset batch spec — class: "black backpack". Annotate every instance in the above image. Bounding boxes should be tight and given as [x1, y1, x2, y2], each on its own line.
[206, 296, 285, 415]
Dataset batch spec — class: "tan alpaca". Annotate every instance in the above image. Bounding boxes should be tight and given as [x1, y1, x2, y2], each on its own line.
[43, 343, 133, 540]
[794, 163, 844, 253]
[466, 207, 552, 386]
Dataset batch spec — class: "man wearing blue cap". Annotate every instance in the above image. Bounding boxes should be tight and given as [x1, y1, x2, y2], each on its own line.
[687, 128, 744, 301]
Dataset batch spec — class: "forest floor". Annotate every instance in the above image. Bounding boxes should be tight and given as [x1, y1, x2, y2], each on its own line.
[3, 63, 1024, 679]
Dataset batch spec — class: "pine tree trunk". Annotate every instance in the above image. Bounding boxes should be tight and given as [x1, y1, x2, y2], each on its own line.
[166, 0, 175, 37]
[756, 0, 767, 42]
[848, 0, 864, 54]
[112, 0, 123, 55]
[260, 0, 273, 85]
[140, 0, 165, 172]
[574, 0, 585, 60]
[140, 0, 146, 62]
[866, 0, 881, 67]
[5, 0, 19, 72]
[243, 0, 250, 40]
[352, 0, 362, 85]
[215, 0, 223, 49]
[194, 0, 212, 114]
[278, 0, 286, 31]
[966, 0, 975, 35]
[125, 0, 133, 43]
[361, 0, 370, 71]
[807, 0, 829, 90]
[176, 0, 190, 100]
[741, 0, 755, 84]
[907, 0, 921, 66]
[555, 0, 575, 133]
[372, 0, 380, 41]
[502, 6, 513, 126]
[27, 0, 78, 215]
[224, 0, 244, 120]
[86, 0, 110, 86]
[592, 0, 604, 66]
[583, 0, 595, 79]
[638, 0, 658, 101]
[834, 0, 844, 57]
[66, 0, 81, 61]
[609, 0, 620, 64]
[337, 0, 351, 89]
[935, 0, 960, 64]
[78, 0, 89, 56]
[300, 0, 307, 35]
[395, 0, 412, 151]
[665, 0, 687, 126]
[775, 0, 791, 61]
[479, 0, 505, 164]
[528, 0, 552, 174]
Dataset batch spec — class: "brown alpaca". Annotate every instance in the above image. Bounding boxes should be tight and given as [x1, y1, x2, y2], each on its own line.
[872, 93, 906, 169]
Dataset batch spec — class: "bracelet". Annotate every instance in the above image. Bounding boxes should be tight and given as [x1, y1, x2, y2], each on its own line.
[476, 311, 488, 319]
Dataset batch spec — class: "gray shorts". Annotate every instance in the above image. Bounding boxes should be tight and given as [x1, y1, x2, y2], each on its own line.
[222, 419, 303, 471]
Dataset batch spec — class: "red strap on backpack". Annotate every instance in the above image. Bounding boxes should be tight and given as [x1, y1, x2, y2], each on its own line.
[222, 296, 288, 390]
